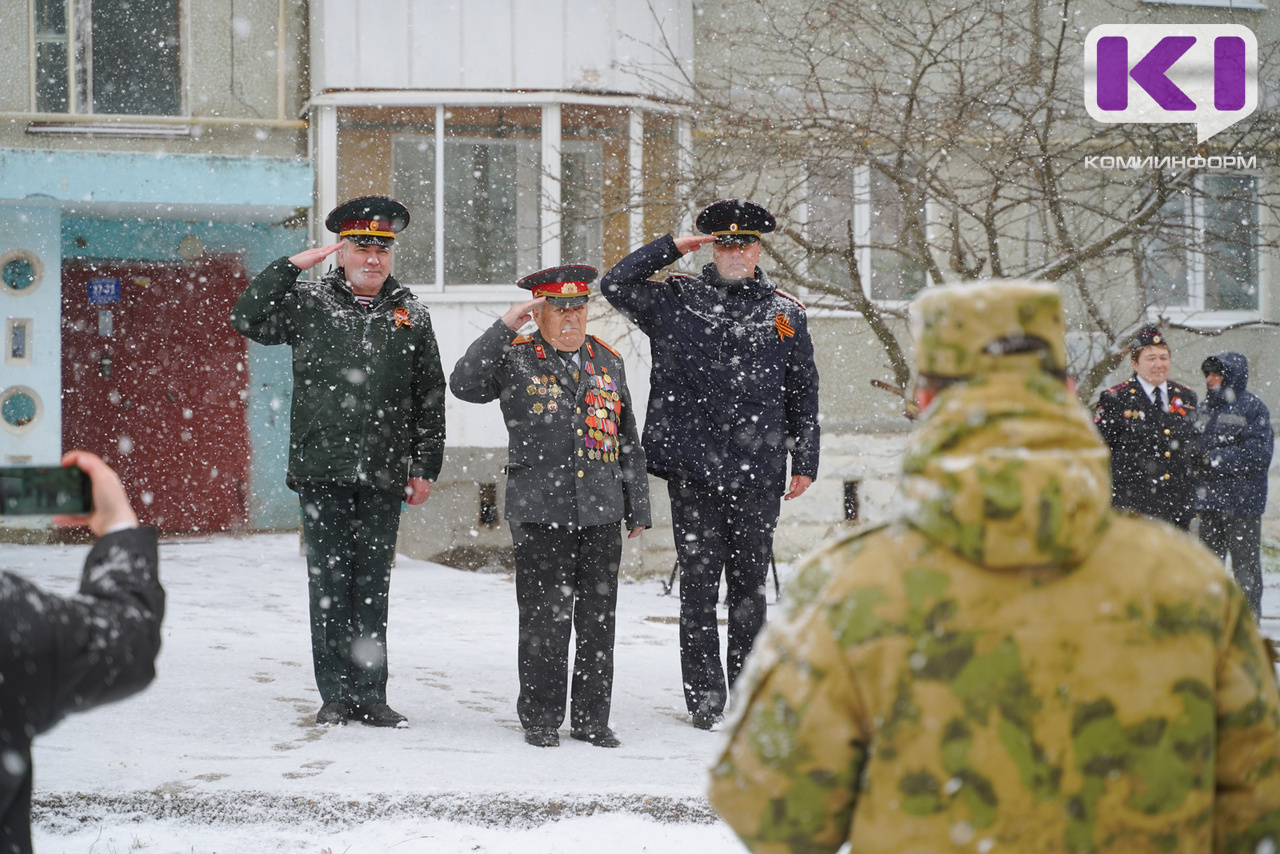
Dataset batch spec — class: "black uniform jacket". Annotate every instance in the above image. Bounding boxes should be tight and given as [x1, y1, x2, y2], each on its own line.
[1, 528, 164, 854]
[450, 319, 651, 530]
[1094, 376, 1199, 526]
[600, 235, 820, 495]
[230, 257, 447, 492]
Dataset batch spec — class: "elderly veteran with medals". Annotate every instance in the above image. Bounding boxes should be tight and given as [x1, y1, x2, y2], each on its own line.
[600, 199, 820, 731]
[231, 196, 447, 729]
[449, 266, 650, 749]
[1093, 326, 1199, 529]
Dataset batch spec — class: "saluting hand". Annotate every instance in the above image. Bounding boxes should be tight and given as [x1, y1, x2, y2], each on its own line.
[288, 242, 343, 271]
[673, 235, 716, 255]
[502, 296, 546, 331]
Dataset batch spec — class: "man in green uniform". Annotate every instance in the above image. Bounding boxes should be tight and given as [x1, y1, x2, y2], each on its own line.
[709, 280, 1280, 852]
[230, 196, 446, 728]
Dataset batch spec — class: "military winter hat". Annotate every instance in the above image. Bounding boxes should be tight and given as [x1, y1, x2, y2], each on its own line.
[518, 265, 598, 307]
[910, 280, 1068, 379]
[325, 196, 410, 246]
[1129, 325, 1169, 358]
[695, 199, 776, 245]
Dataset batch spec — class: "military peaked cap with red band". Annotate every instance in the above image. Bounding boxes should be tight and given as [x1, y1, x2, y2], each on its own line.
[518, 265, 598, 307]
[696, 198, 776, 245]
[1130, 325, 1169, 356]
[325, 196, 410, 246]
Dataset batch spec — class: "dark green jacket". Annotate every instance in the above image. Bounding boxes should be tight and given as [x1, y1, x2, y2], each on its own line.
[230, 257, 446, 492]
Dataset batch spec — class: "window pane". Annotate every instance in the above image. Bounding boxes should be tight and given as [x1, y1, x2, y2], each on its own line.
[91, 0, 181, 115]
[390, 136, 437, 285]
[867, 169, 926, 302]
[562, 141, 604, 267]
[1203, 175, 1258, 311]
[805, 161, 856, 290]
[442, 108, 541, 284]
[35, 42, 69, 113]
[1140, 194, 1190, 309]
[35, 0, 66, 34]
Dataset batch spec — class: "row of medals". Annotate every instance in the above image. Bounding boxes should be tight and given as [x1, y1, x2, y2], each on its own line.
[525, 372, 622, 463]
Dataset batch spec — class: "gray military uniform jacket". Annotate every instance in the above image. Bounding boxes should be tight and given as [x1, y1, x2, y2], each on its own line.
[450, 319, 651, 530]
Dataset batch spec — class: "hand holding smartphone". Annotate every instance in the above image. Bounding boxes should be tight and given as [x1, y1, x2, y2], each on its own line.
[1, 465, 93, 515]
[1, 452, 137, 535]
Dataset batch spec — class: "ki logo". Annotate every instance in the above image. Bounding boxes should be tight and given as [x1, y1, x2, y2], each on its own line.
[1084, 25, 1257, 143]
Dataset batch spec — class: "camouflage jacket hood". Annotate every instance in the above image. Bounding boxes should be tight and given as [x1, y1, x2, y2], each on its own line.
[902, 369, 1112, 570]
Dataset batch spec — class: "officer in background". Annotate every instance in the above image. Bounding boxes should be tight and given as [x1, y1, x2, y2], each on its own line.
[231, 196, 447, 729]
[601, 199, 820, 731]
[1195, 351, 1273, 621]
[1093, 326, 1199, 529]
[709, 281, 1280, 853]
[450, 266, 650, 749]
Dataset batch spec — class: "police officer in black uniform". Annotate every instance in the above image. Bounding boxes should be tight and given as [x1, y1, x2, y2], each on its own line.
[600, 199, 821, 730]
[450, 266, 650, 749]
[1093, 326, 1199, 529]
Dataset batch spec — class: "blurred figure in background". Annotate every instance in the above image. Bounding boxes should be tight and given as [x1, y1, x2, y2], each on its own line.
[1195, 351, 1272, 621]
[1, 451, 164, 854]
[1093, 326, 1199, 529]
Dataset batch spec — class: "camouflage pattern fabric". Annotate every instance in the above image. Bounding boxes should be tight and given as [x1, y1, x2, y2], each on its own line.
[709, 361, 1280, 853]
[911, 280, 1068, 378]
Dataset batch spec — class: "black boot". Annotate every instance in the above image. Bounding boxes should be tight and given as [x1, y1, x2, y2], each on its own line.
[352, 703, 408, 728]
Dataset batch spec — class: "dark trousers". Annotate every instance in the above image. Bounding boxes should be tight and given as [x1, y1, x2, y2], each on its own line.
[510, 522, 621, 732]
[668, 478, 781, 716]
[297, 483, 403, 707]
[1199, 511, 1263, 620]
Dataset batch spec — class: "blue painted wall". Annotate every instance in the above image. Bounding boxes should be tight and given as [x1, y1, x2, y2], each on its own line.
[0, 148, 314, 530]
[0, 149, 310, 208]
[0, 205, 63, 468]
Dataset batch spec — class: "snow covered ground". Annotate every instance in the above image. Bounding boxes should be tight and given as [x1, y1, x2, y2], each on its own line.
[4, 532, 1279, 853]
[8, 533, 745, 853]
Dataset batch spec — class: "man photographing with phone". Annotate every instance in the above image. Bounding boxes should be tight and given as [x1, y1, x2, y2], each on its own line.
[1, 451, 165, 854]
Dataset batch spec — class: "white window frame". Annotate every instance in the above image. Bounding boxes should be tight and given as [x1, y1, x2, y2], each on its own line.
[1144, 174, 1265, 329]
[803, 162, 931, 308]
[28, 0, 185, 116]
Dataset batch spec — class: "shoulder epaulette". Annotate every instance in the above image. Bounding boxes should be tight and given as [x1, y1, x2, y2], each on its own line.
[591, 335, 620, 358]
[774, 289, 807, 310]
[511, 334, 533, 346]
[1104, 379, 1132, 395]
[667, 273, 698, 284]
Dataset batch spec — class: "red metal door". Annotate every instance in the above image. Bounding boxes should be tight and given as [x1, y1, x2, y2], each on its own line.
[62, 255, 250, 532]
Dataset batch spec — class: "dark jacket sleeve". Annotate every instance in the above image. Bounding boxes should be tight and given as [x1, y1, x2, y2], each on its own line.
[615, 358, 651, 529]
[449, 319, 514, 405]
[411, 314, 448, 482]
[599, 235, 685, 333]
[785, 309, 821, 480]
[229, 256, 302, 345]
[2, 527, 164, 738]
[1204, 395, 1273, 478]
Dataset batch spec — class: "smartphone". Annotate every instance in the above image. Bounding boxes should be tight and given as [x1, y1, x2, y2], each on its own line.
[0, 466, 93, 516]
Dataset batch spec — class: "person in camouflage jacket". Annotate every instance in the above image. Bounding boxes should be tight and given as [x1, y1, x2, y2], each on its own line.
[709, 280, 1280, 853]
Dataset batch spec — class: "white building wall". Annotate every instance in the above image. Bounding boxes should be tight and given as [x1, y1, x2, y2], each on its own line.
[312, 0, 693, 97]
